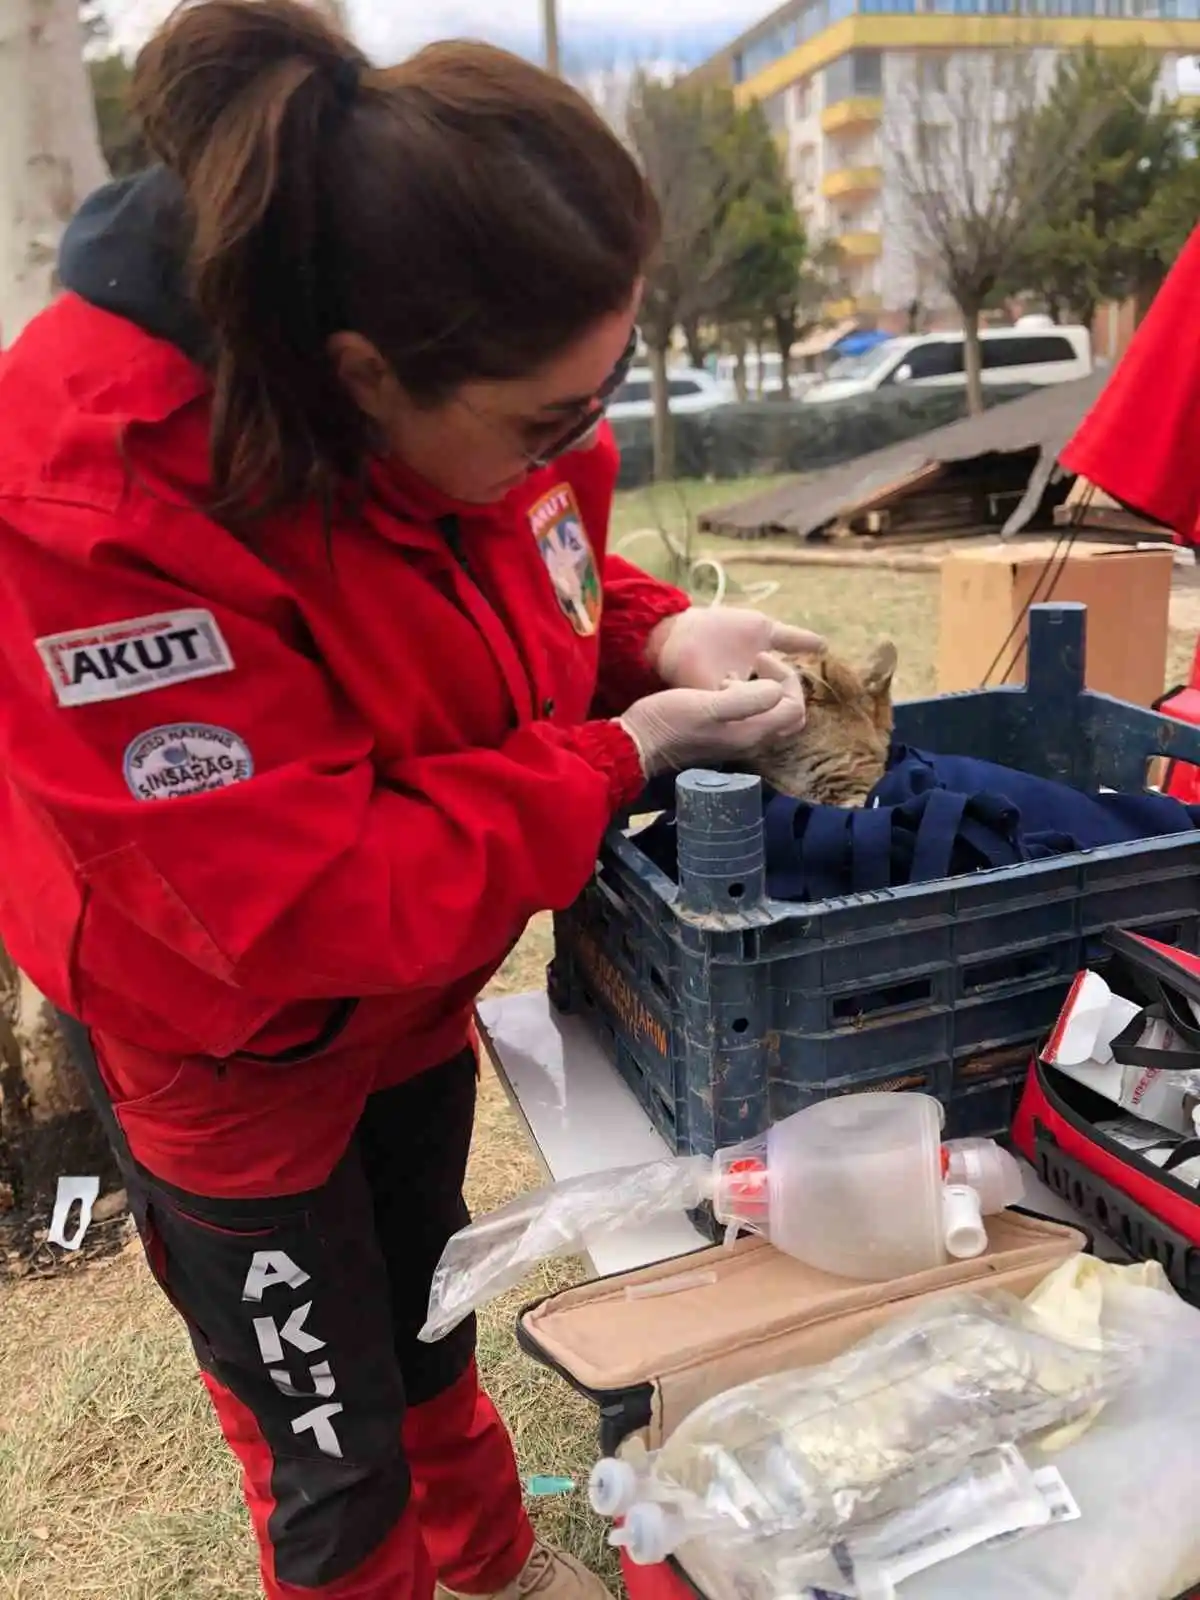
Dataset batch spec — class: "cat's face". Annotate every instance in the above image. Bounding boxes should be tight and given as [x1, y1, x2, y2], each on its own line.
[751, 640, 898, 806]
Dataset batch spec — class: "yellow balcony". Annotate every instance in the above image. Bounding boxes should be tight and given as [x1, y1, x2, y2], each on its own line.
[824, 293, 884, 319]
[735, 18, 1200, 109]
[821, 96, 883, 135]
[837, 231, 883, 259]
[822, 164, 882, 200]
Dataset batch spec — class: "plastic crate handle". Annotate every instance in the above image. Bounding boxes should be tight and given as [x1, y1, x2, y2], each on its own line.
[676, 770, 766, 916]
[593, 861, 631, 921]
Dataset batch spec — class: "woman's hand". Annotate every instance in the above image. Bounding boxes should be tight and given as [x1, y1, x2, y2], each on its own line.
[617, 654, 808, 778]
[645, 606, 824, 693]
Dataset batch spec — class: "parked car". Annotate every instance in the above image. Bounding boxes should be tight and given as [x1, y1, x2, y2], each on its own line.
[716, 350, 778, 397]
[802, 323, 1092, 405]
[713, 351, 823, 400]
[606, 366, 728, 420]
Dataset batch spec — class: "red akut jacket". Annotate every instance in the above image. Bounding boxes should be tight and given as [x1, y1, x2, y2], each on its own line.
[0, 291, 687, 1139]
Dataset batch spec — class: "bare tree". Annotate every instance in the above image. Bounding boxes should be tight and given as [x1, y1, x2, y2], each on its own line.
[887, 48, 1103, 414]
[626, 79, 767, 480]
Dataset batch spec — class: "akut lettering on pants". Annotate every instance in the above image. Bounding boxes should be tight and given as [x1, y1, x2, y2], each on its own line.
[243, 1249, 345, 1458]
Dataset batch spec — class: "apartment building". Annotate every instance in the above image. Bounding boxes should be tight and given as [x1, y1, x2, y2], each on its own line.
[693, 5, 1200, 320]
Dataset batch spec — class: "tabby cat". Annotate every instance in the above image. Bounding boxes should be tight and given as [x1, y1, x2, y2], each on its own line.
[748, 640, 898, 806]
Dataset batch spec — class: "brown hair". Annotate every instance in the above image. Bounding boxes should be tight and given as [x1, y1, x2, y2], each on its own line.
[130, 0, 658, 520]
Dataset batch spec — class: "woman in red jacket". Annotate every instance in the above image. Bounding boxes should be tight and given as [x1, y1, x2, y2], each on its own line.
[0, 4, 817, 1598]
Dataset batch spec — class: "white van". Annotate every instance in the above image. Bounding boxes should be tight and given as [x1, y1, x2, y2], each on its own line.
[802, 323, 1092, 405]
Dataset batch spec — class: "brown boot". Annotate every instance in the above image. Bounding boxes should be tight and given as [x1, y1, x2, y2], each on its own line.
[436, 1542, 613, 1600]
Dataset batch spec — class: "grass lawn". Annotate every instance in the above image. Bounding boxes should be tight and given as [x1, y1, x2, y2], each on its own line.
[1, 477, 1194, 1598]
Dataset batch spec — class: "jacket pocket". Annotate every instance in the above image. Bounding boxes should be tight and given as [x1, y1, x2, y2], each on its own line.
[72, 849, 279, 1057]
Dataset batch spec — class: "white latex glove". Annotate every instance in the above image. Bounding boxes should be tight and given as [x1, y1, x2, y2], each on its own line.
[647, 606, 824, 692]
[618, 653, 808, 778]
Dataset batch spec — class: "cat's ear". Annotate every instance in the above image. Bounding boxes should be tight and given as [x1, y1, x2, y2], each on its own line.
[863, 640, 897, 697]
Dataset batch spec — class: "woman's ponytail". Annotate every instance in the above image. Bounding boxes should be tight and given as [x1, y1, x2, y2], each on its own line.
[132, 0, 371, 518]
[129, 0, 659, 525]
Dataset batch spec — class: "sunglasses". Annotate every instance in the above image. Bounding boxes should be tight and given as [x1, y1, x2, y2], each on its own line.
[524, 329, 639, 469]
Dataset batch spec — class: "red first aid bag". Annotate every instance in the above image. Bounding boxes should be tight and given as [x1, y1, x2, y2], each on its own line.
[1013, 928, 1200, 1302]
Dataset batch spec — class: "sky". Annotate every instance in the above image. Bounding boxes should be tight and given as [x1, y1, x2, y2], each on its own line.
[350, 0, 761, 69]
[111, 0, 762, 71]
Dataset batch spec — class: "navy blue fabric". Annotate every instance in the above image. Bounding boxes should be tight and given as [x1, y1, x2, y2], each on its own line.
[876, 747, 1197, 850]
[636, 746, 1200, 903]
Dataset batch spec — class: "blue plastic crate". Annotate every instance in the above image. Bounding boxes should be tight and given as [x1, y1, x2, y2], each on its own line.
[548, 604, 1200, 1154]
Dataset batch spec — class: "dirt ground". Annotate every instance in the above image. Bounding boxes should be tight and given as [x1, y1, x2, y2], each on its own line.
[1, 482, 1194, 1598]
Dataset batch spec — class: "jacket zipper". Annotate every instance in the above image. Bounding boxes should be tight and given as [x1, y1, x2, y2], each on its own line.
[438, 513, 475, 582]
[437, 513, 538, 723]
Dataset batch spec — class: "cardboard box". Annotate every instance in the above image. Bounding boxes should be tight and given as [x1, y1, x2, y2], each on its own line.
[937, 541, 1174, 706]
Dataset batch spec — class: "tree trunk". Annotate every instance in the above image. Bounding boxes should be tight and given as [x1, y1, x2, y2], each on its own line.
[732, 331, 748, 402]
[961, 303, 985, 417]
[681, 317, 705, 371]
[1064, 292, 1096, 332]
[648, 341, 675, 483]
[772, 309, 796, 399]
[0, 0, 108, 344]
[1134, 273, 1164, 328]
[0, 969, 119, 1220]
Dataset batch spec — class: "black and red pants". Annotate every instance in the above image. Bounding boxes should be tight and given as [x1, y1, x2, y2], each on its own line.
[58, 1016, 533, 1599]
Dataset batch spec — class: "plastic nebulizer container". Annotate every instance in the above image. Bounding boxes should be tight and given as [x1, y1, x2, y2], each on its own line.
[417, 1092, 1028, 1343]
[709, 1094, 1024, 1279]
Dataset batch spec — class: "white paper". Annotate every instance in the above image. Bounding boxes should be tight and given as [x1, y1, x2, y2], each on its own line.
[47, 1175, 100, 1250]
